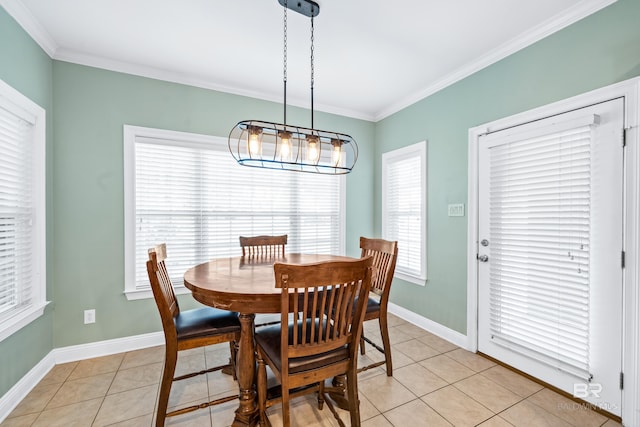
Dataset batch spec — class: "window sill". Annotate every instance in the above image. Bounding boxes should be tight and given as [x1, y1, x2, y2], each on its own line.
[124, 285, 191, 301]
[395, 272, 427, 286]
[0, 301, 50, 343]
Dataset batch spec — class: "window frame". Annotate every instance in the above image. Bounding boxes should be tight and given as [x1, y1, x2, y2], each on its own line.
[381, 140, 427, 285]
[0, 79, 47, 343]
[123, 125, 346, 300]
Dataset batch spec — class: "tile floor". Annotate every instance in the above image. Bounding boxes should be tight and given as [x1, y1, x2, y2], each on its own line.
[1, 314, 621, 426]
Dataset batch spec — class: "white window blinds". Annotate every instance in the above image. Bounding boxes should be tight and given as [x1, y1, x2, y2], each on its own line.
[125, 127, 344, 296]
[0, 80, 46, 342]
[382, 141, 427, 284]
[487, 123, 594, 378]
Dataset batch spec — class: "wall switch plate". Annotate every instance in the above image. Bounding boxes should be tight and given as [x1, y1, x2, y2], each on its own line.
[84, 309, 96, 324]
[448, 203, 465, 217]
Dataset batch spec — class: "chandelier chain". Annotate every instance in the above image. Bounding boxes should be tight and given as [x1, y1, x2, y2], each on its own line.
[283, 0, 287, 82]
[310, 15, 314, 88]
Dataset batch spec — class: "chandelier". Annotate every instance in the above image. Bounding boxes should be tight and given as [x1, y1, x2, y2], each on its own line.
[228, 0, 358, 175]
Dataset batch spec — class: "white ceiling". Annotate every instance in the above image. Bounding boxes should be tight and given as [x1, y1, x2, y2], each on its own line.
[3, 0, 614, 121]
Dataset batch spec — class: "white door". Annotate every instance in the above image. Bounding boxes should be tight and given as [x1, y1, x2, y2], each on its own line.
[477, 98, 624, 415]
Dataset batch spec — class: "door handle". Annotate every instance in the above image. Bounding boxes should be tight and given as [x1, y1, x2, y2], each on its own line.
[478, 254, 489, 262]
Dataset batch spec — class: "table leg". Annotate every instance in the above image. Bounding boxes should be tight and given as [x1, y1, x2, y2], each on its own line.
[232, 312, 258, 427]
[327, 374, 350, 410]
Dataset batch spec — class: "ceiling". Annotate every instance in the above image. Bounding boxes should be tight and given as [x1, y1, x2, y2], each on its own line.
[3, 0, 614, 121]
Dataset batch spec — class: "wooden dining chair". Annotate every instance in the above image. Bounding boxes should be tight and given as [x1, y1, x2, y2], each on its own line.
[255, 257, 374, 427]
[357, 237, 399, 376]
[146, 243, 241, 426]
[239, 234, 287, 258]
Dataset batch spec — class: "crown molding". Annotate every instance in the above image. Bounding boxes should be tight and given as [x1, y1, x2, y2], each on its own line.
[0, 0, 57, 56]
[374, 0, 618, 121]
[3, 0, 617, 123]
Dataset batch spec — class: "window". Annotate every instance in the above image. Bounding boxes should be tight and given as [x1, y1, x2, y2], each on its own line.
[382, 141, 427, 285]
[124, 125, 345, 300]
[0, 79, 47, 342]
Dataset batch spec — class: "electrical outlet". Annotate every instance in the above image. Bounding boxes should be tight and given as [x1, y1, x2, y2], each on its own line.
[84, 309, 96, 324]
[448, 203, 465, 217]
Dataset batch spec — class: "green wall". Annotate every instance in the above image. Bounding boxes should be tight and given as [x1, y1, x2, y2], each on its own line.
[0, 9, 54, 397]
[375, 0, 640, 334]
[51, 62, 375, 347]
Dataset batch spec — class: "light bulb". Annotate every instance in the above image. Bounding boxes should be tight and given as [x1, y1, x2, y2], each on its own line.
[331, 139, 342, 166]
[279, 131, 292, 161]
[247, 126, 262, 158]
[306, 135, 319, 163]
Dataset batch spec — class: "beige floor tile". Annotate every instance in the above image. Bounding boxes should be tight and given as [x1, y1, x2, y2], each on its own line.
[421, 385, 493, 427]
[416, 333, 458, 354]
[394, 339, 440, 362]
[453, 374, 522, 413]
[93, 384, 157, 426]
[106, 414, 154, 426]
[356, 353, 386, 381]
[38, 362, 78, 386]
[174, 351, 207, 378]
[480, 365, 543, 398]
[477, 415, 514, 426]
[419, 354, 475, 384]
[363, 347, 414, 371]
[32, 397, 102, 427]
[164, 407, 212, 426]
[445, 349, 496, 372]
[204, 343, 234, 369]
[526, 389, 608, 427]
[210, 399, 241, 427]
[500, 400, 573, 427]
[9, 382, 62, 417]
[120, 346, 165, 370]
[393, 322, 428, 339]
[393, 364, 448, 397]
[208, 370, 240, 398]
[362, 414, 393, 427]
[46, 372, 114, 409]
[384, 399, 452, 427]
[167, 375, 209, 409]
[358, 374, 416, 413]
[265, 394, 340, 427]
[0, 412, 39, 427]
[109, 362, 163, 395]
[68, 353, 124, 380]
[602, 419, 623, 426]
[385, 314, 407, 328]
[387, 327, 412, 345]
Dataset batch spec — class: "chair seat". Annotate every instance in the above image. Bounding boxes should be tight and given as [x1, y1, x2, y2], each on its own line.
[176, 307, 240, 341]
[365, 297, 380, 314]
[256, 321, 349, 374]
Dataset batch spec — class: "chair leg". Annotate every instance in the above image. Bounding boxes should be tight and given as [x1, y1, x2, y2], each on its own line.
[256, 351, 270, 427]
[229, 340, 238, 381]
[346, 367, 361, 427]
[360, 334, 366, 355]
[317, 381, 325, 410]
[282, 386, 291, 427]
[156, 347, 178, 427]
[379, 314, 393, 376]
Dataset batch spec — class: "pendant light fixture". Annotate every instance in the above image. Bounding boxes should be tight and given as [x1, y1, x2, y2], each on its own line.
[228, 0, 358, 175]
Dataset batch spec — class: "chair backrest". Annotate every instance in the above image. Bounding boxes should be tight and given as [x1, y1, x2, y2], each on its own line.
[239, 235, 287, 258]
[273, 257, 374, 364]
[360, 237, 398, 300]
[146, 243, 180, 340]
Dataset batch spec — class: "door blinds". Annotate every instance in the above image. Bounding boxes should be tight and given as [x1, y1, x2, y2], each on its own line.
[133, 136, 342, 290]
[0, 104, 34, 319]
[487, 121, 594, 379]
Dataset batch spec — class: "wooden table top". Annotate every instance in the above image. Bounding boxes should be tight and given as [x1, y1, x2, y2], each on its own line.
[184, 253, 355, 313]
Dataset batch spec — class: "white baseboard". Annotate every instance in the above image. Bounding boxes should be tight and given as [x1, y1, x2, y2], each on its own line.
[388, 302, 468, 349]
[0, 331, 164, 423]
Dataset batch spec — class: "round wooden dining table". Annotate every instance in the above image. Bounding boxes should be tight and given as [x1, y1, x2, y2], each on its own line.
[184, 253, 355, 427]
